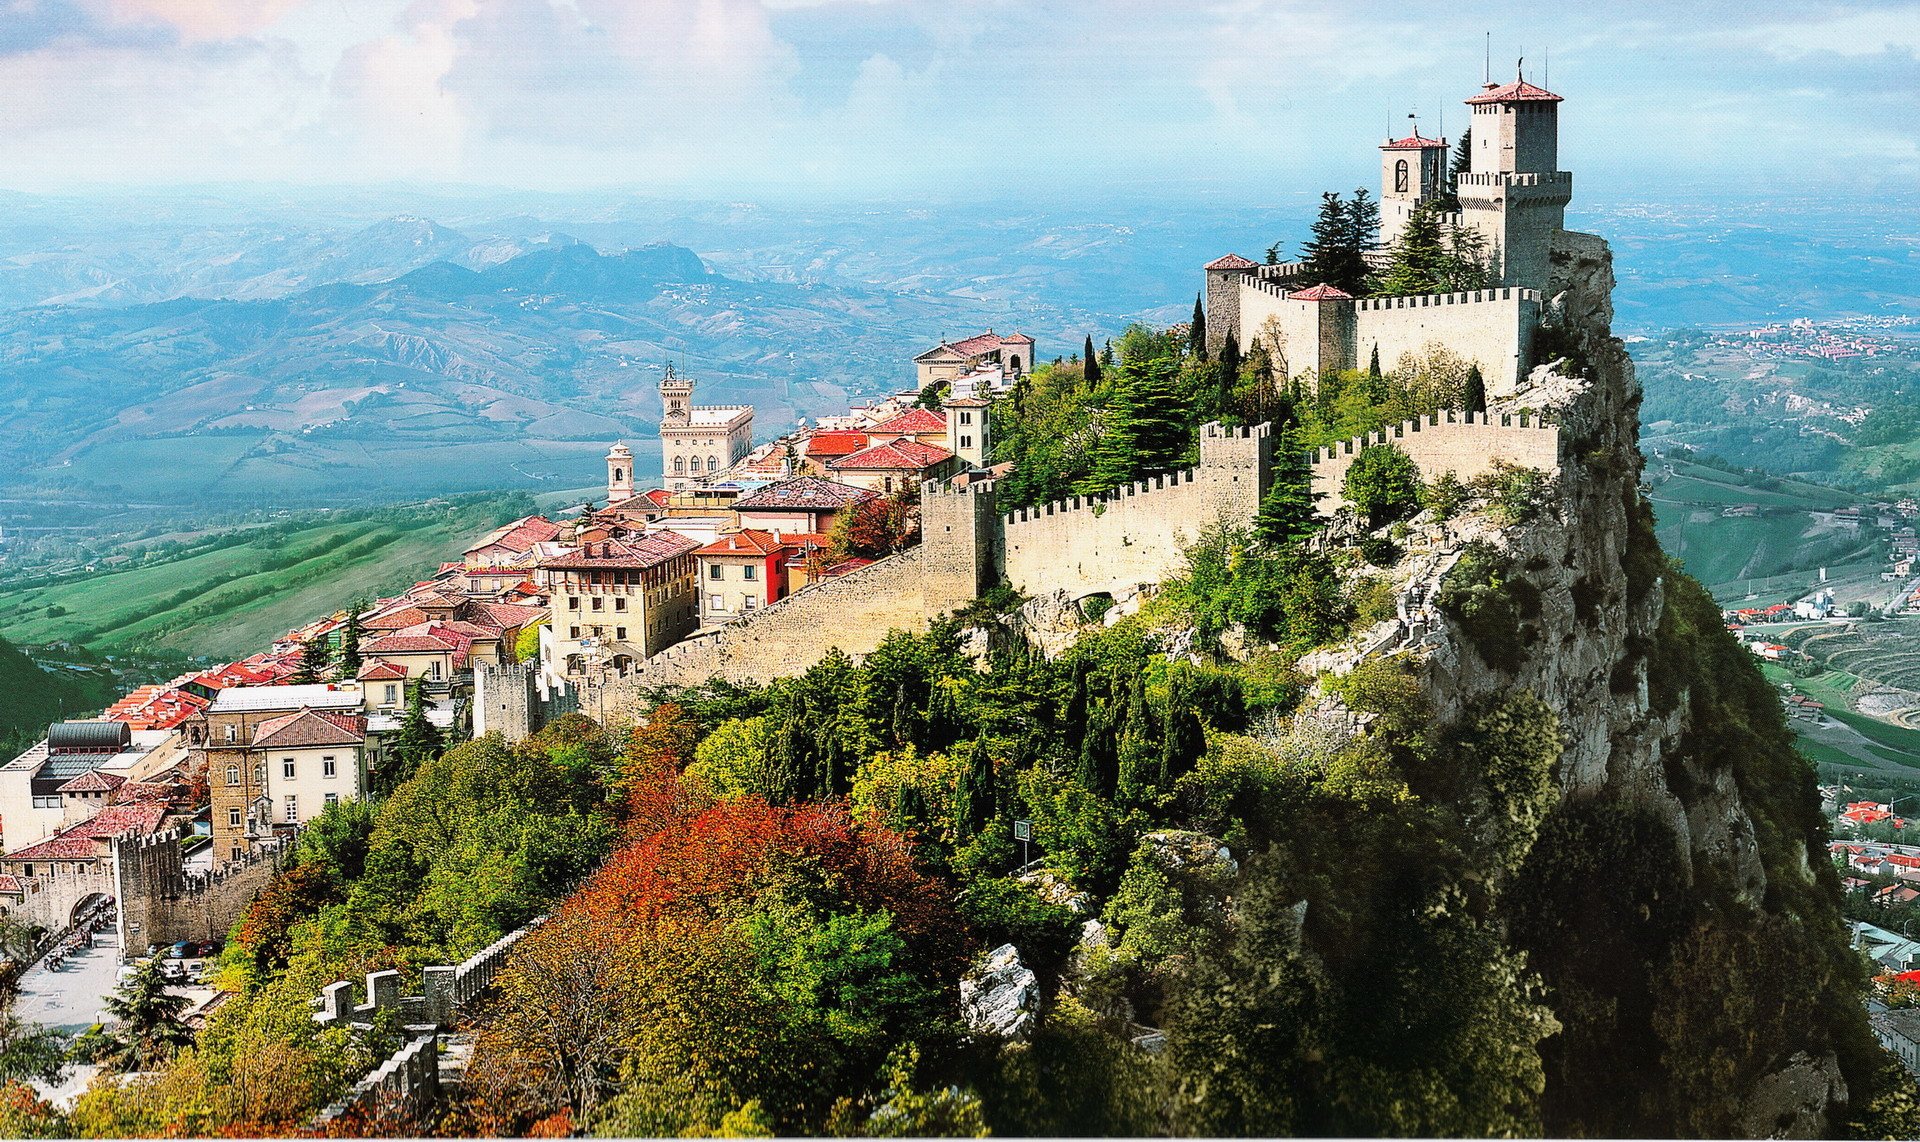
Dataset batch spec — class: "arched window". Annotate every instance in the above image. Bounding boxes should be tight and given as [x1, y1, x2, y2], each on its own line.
[707, 455, 718, 472]
[1394, 159, 1409, 194]
[612, 467, 624, 483]
[1009, 355, 1022, 373]
[673, 455, 685, 474]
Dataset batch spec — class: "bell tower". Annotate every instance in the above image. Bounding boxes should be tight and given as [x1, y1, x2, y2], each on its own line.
[660, 363, 694, 425]
[1378, 119, 1450, 247]
[605, 442, 634, 504]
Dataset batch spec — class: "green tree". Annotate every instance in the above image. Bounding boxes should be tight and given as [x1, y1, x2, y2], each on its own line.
[1188, 294, 1208, 362]
[1255, 430, 1320, 547]
[291, 636, 330, 685]
[1374, 201, 1453, 296]
[0, 1003, 66, 1087]
[1079, 354, 1187, 495]
[1082, 335, 1101, 386]
[1368, 343, 1382, 379]
[337, 605, 364, 676]
[1343, 187, 1379, 290]
[1463, 364, 1487, 414]
[954, 736, 994, 841]
[388, 681, 445, 792]
[1341, 443, 1423, 526]
[1441, 127, 1472, 209]
[90, 956, 193, 1071]
[1299, 191, 1351, 291]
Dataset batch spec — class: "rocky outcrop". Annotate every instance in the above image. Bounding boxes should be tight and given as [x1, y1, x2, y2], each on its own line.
[959, 943, 1038, 1040]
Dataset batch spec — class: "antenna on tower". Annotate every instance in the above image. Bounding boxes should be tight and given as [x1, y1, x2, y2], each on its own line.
[1544, 46, 1549, 88]
[1484, 32, 1491, 84]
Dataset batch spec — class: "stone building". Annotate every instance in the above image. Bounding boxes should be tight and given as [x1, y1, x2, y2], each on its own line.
[1203, 68, 1568, 393]
[191, 684, 366, 862]
[694, 529, 792, 626]
[540, 531, 700, 677]
[913, 330, 1037, 389]
[657, 365, 754, 492]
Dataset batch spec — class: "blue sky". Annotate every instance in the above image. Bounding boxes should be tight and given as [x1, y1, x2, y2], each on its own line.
[0, 0, 1914, 201]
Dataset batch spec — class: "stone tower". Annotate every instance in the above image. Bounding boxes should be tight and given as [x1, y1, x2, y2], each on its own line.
[605, 442, 634, 504]
[1379, 127, 1450, 247]
[1457, 66, 1572, 289]
[944, 395, 991, 470]
[660, 364, 693, 426]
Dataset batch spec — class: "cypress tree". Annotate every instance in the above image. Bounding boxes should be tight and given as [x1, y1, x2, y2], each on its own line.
[1159, 673, 1207, 791]
[925, 678, 963, 750]
[1189, 294, 1209, 362]
[338, 606, 363, 675]
[955, 736, 995, 840]
[1078, 703, 1118, 799]
[1368, 344, 1382, 379]
[1063, 658, 1090, 757]
[1464, 365, 1488, 414]
[1083, 334, 1102, 386]
[1219, 330, 1243, 409]
[769, 710, 810, 804]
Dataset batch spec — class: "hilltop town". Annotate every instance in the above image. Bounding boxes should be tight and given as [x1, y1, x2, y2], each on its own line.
[0, 69, 1904, 1139]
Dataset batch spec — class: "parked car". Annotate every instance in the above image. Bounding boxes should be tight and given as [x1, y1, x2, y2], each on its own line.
[168, 941, 193, 959]
[194, 940, 220, 957]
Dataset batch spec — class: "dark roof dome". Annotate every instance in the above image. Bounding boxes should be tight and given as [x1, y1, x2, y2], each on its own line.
[46, 720, 131, 753]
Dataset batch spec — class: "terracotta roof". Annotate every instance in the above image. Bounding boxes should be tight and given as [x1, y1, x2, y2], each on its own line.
[1290, 283, 1353, 301]
[913, 342, 966, 363]
[6, 802, 170, 861]
[869, 407, 948, 436]
[540, 531, 700, 571]
[56, 770, 126, 795]
[999, 332, 1034, 344]
[466, 515, 563, 557]
[950, 332, 1009, 357]
[804, 431, 871, 459]
[1466, 79, 1562, 105]
[364, 606, 430, 631]
[734, 477, 878, 512]
[357, 660, 409, 682]
[478, 602, 545, 629]
[1383, 131, 1448, 149]
[1205, 253, 1258, 270]
[831, 439, 954, 472]
[0, 875, 22, 894]
[695, 529, 789, 558]
[252, 708, 367, 749]
[945, 395, 990, 409]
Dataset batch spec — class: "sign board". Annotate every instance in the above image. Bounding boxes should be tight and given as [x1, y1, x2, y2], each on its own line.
[1012, 819, 1033, 842]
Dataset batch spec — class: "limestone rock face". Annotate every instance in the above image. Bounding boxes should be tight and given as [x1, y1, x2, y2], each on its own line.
[959, 943, 1039, 1040]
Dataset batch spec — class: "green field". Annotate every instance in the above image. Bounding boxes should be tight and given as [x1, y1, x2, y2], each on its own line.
[0, 496, 530, 658]
[1762, 663, 1920, 773]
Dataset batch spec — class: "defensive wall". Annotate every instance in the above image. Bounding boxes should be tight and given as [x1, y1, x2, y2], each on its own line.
[1309, 410, 1562, 515]
[0, 825, 283, 949]
[1234, 283, 1540, 393]
[1001, 423, 1274, 601]
[473, 661, 577, 740]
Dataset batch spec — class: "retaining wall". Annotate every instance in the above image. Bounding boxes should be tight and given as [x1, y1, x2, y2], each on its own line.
[1351, 288, 1539, 394]
[1310, 411, 1561, 515]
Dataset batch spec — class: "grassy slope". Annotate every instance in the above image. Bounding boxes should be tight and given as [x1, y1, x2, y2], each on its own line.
[0, 499, 513, 658]
[1651, 462, 1880, 601]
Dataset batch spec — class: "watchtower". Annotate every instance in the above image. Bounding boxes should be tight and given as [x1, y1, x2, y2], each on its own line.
[1457, 64, 1572, 289]
[944, 395, 991, 470]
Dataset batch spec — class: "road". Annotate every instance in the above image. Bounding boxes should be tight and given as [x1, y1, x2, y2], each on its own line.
[13, 930, 120, 1035]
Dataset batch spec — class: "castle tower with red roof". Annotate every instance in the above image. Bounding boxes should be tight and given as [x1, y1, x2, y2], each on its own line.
[1379, 123, 1451, 247]
[1458, 62, 1572, 289]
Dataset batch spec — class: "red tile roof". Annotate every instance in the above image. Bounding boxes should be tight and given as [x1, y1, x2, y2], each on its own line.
[364, 606, 430, 631]
[1290, 283, 1353, 301]
[539, 531, 701, 571]
[6, 802, 170, 861]
[869, 407, 948, 436]
[1383, 131, 1448, 149]
[999, 332, 1034, 345]
[57, 770, 126, 794]
[734, 477, 878, 512]
[0, 875, 21, 894]
[252, 709, 367, 749]
[950, 332, 1009, 357]
[1466, 79, 1562, 105]
[804, 430, 871, 459]
[357, 659, 409, 681]
[695, 529, 789, 558]
[831, 439, 953, 472]
[1205, 253, 1258, 270]
[465, 515, 563, 558]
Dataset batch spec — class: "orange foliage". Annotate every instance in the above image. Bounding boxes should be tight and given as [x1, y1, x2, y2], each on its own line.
[619, 702, 707, 838]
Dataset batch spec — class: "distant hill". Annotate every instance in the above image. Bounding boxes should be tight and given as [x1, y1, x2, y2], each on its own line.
[0, 635, 112, 759]
[0, 241, 983, 505]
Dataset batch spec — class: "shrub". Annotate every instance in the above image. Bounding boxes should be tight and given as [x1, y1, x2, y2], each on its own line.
[1342, 444, 1423, 526]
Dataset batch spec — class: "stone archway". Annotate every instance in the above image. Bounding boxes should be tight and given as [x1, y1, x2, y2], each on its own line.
[69, 892, 111, 928]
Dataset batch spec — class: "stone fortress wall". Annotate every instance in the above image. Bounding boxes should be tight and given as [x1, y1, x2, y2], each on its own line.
[1232, 282, 1540, 394]
[1309, 410, 1562, 515]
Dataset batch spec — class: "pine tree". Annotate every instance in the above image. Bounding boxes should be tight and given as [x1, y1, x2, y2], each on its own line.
[1299, 191, 1349, 289]
[1100, 340, 1115, 367]
[1368, 344, 1382, 378]
[1342, 188, 1380, 293]
[1083, 334, 1102, 386]
[1256, 429, 1321, 547]
[1189, 294, 1208, 362]
[1464, 365, 1488, 414]
[338, 605, 363, 676]
[1445, 128, 1473, 207]
[1263, 242, 1282, 265]
[97, 956, 193, 1070]
[954, 737, 994, 840]
[292, 636, 330, 685]
[389, 681, 444, 791]
[1374, 201, 1452, 296]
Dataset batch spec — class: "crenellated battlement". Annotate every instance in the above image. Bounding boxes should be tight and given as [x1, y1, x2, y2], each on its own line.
[1003, 469, 1198, 526]
[1457, 170, 1572, 189]
[1309, 408, 1562, 516]
[1352, 287, 1540, 312]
